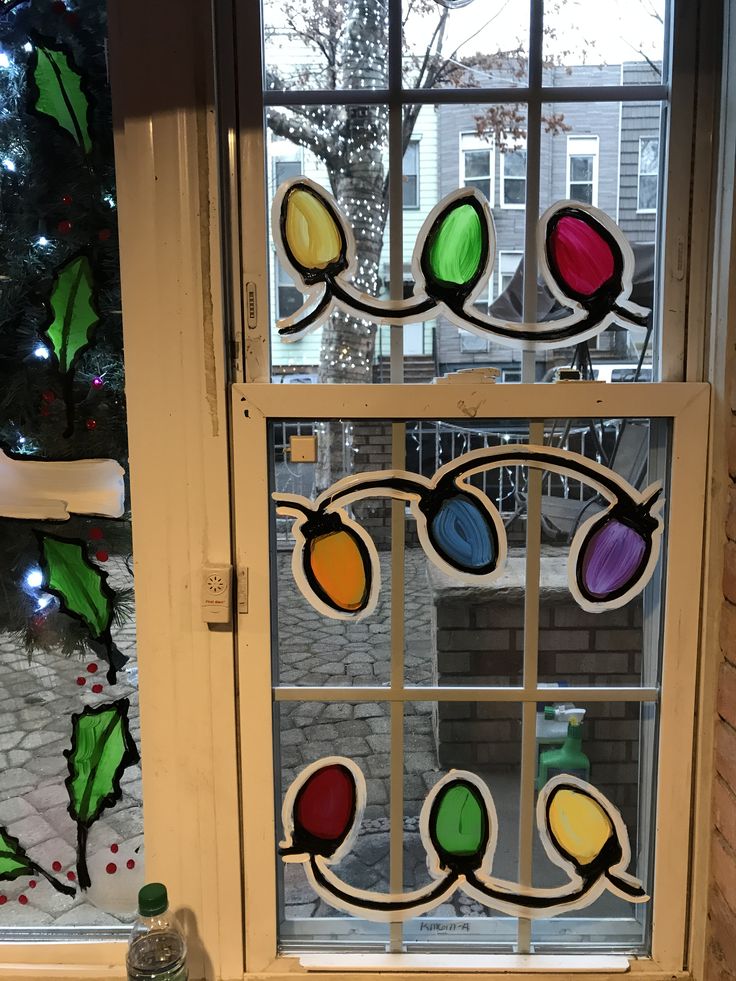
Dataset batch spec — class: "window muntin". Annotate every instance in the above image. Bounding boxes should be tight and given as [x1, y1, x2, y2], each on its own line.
[566, 136, 599, 206]
[403, 140, 420, 209]
[638, 137, 659, 212]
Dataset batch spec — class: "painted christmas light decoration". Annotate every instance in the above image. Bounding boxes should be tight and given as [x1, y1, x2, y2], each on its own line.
[274, 443, 664, 619]
[273, 178, 649, 349]
[280, 758, 648, 920]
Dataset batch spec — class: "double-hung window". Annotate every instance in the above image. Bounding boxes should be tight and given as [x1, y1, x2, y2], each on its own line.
[227, 0, 713, 974]
[637, 137, 660, 212]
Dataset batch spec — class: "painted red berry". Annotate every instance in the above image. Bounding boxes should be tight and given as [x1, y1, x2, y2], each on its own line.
[18, 894, 28, 905]
[87, 663, 98, 674]
[106, 863, 117, 875]
[126, 859, 136, 870]
[110, 843, 119, 854]
[0, 895, 6, 905]
[76, 676, 86, 686]
[96, 550, 109, 562]
[67, 871, 76, 882]
[92, 684, 103, 694]
[52, 861, 62, 872]
[29, 880, 37, 889]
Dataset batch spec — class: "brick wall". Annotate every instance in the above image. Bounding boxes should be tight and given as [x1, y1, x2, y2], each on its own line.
[705, 420, 736, 979]
[431, 552, 644, 833]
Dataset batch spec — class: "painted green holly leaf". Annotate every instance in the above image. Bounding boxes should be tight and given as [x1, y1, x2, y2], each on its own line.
[421, 194, 489, 299]
[40, 535, 111, 638]
[44, 256, 99, 375]
[65, 698, 140, 889]
[33, 45, 92, 153]
[0, 825, 76, 896]
[0, 827, 33, 881]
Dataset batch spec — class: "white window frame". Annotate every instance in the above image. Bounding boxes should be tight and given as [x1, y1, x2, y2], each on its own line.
[232, 381, 709, 975]
[459, 131, 495, 205]
[566, 135, 599, 207]
[637, 136, 660, 213]
[500, 140, 527, 209]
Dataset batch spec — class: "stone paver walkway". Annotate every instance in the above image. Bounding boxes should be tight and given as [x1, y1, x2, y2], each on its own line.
[0, 554, 142, 929]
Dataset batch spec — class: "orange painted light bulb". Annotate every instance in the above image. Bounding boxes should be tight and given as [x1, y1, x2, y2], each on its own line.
[305, 523, 369, 614]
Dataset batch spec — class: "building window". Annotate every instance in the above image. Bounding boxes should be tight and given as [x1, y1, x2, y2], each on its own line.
[403, 140, 419, 209]
[498, 251, 523, 296]
[566, 135, 599, 206]
[460, 132, 494, 202]
[638, 136, 659, 212]
[276, 257, 303, 319]
[500, 143, 526, 208]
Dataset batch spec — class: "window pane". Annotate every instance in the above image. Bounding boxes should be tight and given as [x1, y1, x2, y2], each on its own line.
[464, 149, 492, 179]
[0, 4, 143, 933]
[542, 0, 667, 87]
[503, 178, 526, 205]
[539, 102, 663, 375]
[569, 182, 594, 204]
[570, 156, 594, 182]
[503, 149, 526, 178]
[640, 137, 659, 174]
[402, 0, 529, 90]
[638, 175, 658, 211]
[263, 0, 388, 91]
[265, 106, 390, 382]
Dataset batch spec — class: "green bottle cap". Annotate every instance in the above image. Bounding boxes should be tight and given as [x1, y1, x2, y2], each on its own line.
[138, 882, 168, 917]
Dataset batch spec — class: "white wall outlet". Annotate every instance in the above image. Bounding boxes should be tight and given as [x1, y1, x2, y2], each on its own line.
[202, 565, 232, 624]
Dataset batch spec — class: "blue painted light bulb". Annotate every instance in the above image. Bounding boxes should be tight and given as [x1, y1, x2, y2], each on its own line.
[422, 490, 498, 576]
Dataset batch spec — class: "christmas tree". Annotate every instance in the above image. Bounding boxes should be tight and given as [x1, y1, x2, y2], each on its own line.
[0, 0, 132, 669]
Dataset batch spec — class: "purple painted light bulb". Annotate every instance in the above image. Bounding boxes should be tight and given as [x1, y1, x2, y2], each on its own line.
[579, 515, 649, 601]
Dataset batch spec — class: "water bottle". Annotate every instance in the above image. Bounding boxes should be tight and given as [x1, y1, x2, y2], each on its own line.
[126, 883, 188, 981]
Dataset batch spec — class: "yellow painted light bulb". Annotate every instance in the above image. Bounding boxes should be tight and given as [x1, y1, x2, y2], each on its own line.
[548, 788, 613, 866]
[285, 188, 343, 271]
[308, 528, 368, 613]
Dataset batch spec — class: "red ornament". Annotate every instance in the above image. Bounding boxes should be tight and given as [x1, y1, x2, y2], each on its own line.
[87, 662, 98, 673]
[57, 219, 72, 235]
[110, 843, 119, 854]
[294, 764, 356, 843]
[62, 194, 73, 206]
[76, 676, 86, 687]
[98, 228, 112, 242]
[42, 390, 56, 403]
[85, 418, 97, 431]
[96, 550, 109, 562]
[18, 894, 28, 905]
[0, 896, 6, 905]
[92, 683, 103, 694]
[52, 861, 62, 872]
[29, 880, 37, 889]
[126, 859, 136, 870]
[89, 527, 104, 540]
[67, 871, 76, 882]
[106, 863, 117, 875]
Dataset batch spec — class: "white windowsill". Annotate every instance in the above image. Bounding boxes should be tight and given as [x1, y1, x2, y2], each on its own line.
[298, 954, 631, 973]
